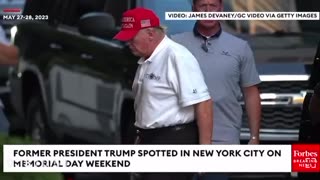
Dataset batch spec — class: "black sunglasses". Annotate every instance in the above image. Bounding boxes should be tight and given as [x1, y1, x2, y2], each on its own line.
[201, 38, 211, 53]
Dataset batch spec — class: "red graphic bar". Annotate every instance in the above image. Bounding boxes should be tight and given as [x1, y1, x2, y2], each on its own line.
[292, 144, 320, 172]
[2, 8, 22, 13]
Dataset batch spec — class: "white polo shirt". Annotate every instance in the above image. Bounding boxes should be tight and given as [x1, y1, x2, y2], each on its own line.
[133, 35, 211, 129]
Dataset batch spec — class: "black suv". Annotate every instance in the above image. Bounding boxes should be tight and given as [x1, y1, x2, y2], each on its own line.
[6, 0, 320, 179]
[7, 0, 320, 146]
[9, 0, 140, 144]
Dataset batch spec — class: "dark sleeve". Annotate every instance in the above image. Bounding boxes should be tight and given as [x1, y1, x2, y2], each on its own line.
[314, 82, 320, 96]
[309, 82, 320, 130]
[308, 41, 320, 89]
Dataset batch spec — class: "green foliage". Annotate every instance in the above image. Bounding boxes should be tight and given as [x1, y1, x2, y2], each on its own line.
[0, 133, 64, 180]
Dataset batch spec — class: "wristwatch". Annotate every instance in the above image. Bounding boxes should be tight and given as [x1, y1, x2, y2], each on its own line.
[251, 136, 257, 140]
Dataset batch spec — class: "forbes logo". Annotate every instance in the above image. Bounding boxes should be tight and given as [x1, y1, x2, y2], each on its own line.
[292, 144, 320, 172]
[293, 150, 318, 158]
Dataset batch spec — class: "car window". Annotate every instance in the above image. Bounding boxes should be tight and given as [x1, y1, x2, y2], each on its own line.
[104, 0, 137, 27]
[22, 0, 107, 26]
[60, 0, 106, 26]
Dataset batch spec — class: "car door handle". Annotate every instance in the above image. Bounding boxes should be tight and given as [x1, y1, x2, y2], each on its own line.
[50, 43, 62, 50]
[81, 53, 93, 60]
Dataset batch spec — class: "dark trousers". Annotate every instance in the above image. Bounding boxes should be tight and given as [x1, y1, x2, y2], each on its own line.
[133, 121, 198, 180]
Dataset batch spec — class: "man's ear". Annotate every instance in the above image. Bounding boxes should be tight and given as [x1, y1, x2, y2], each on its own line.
[146, 28, 154, 38]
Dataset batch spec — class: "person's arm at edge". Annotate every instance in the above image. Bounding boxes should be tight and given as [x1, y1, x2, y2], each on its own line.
[309, 82, 320, 126]
[194, 98, 213, 144]
[0, 43, 19, 65]
[243, 85, 261, 144]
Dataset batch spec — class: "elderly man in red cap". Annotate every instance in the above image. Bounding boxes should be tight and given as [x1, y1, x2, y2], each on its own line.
[114, 7, 214, 180]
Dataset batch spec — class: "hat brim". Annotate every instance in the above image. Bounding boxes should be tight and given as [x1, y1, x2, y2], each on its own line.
[113, 30, 139, 41]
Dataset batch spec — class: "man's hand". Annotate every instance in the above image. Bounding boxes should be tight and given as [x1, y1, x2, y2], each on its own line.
[248, 137, 259, 144]
[0, 43, 19, 65]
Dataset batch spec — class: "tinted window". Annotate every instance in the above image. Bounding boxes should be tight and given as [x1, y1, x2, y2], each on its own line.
[61, 0, 106, 26]
[23, 0, 106, 26]
[104, 0, 136, 26]
[23, 0, 52, 16]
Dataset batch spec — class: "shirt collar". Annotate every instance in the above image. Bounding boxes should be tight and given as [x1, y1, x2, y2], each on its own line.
[193, 22, 222, 40]
[137, 35, 169, 65]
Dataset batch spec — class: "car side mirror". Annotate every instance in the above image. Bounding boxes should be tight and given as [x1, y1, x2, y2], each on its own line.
[78, 12, 118, 39]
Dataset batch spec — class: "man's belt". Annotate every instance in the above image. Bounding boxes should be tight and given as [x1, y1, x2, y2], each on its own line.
[136, 121, 197, 136]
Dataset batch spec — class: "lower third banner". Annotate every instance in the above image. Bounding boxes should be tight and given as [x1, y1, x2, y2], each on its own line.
[2, 144, 319, 173]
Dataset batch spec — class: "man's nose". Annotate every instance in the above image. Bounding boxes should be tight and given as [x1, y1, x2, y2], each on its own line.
[204, 5, 211, 12]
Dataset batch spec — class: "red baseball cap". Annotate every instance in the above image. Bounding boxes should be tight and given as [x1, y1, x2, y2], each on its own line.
[113, 7, 160, 41]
